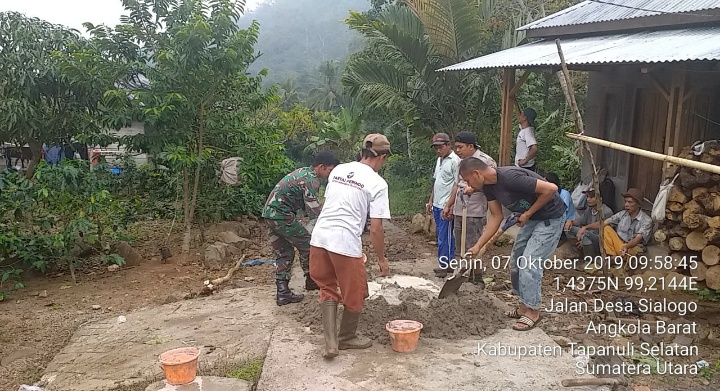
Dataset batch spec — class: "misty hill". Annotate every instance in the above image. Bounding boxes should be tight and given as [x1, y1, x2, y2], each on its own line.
[239, 0, 370, 88]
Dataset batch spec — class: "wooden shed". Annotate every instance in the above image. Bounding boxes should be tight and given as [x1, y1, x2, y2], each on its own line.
[441, 0, 720, 209]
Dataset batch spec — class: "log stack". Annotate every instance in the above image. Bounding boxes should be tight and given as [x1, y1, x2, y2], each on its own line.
[655, 142, 720, 291]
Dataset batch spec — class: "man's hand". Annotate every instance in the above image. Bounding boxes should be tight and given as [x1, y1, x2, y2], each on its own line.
[564, 220, 573, 231]
[576, 226, 587, 241]
[467, 244, 481, 258]
[425, 202, 432, 215]
[378, 256, 390, 277]
[518, 211, 532, 227]
[620, 244, 629, 256]
[442, 205, 453, 220]
[463, 186, 474, 195]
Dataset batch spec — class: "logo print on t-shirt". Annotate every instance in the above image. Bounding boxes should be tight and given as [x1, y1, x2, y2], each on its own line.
[347, 172, 355, 179]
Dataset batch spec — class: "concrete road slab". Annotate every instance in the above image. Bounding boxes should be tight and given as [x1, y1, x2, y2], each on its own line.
[40, 287, 278, 391]
[257, 322, 611, 391]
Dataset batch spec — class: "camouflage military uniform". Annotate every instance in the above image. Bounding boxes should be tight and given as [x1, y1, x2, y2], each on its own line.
[262, 167, 322, 281]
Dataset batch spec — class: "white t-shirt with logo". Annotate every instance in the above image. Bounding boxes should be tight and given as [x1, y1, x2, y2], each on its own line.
[310, 161, 391, 258]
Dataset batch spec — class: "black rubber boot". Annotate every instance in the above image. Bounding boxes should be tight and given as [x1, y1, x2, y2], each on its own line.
[276, 279, 304, 306]
[321, 300, 339, 358]
[338, 309, 372, 350]
[305, 273, 319, 291]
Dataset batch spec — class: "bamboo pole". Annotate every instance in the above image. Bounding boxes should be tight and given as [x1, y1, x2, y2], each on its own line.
[555, 39, 608, 277]
[566, 133, 720, 175]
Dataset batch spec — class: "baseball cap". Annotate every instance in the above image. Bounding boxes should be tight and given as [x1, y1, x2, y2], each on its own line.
[455, 131, 480, 149]
[622, 188, 644, 204]
[431, 132, 451, 146]
[363, 133, 392, 156]
[523, 107, 537, 127]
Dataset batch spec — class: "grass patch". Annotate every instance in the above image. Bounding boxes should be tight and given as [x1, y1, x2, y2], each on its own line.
[225, 358, 265, 383]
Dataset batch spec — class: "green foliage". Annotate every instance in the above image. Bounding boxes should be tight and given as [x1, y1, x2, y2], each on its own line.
[226, 358, 265, 382]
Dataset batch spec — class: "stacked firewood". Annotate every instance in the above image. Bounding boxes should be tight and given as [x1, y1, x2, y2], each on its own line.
[655, 142, 720, 291]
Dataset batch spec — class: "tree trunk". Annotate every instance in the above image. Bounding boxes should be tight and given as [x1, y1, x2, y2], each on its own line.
[183, 101, 206, 254]
[24, 139, 43, 179]
[705, 265, 720, 290]
[687, 231, 709, 251]
[669, 237, 688, 251]
[182, 167, 192, 254]
[683, 213, 709, 231]
[705, 228, 720, 244]
[691, 260, 708, 281]
[667, 202, 684, 212]
[654, 229, 668, 243]
[702, 245, 720, 266]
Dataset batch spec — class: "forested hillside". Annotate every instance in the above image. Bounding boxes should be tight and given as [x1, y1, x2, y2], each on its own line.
[239, 0, 370, 88]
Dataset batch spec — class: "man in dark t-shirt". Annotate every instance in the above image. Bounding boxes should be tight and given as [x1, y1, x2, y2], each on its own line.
[459, 158, 565, 332]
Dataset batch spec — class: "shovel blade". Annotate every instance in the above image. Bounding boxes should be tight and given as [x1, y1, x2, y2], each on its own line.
[438, 274, 468, 299]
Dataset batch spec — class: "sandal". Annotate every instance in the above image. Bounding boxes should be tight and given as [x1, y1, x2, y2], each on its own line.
[513, 315, 541, 331]
[505, 309, 521, 319]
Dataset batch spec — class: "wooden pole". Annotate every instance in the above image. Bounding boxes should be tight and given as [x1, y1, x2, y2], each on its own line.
[566, 133, 720, 175]
[499, 68, 516, 166]
[555, 39, 608, 276]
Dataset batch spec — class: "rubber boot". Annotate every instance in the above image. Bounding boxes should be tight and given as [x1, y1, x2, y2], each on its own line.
[276, 279, 304, 306]
[338, 309, 372, 350]
[321, 300, 339, 358]
[305, 273, 319, 291]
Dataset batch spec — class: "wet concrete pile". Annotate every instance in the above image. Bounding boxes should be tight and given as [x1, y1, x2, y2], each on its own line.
[286, 286, 507, 344]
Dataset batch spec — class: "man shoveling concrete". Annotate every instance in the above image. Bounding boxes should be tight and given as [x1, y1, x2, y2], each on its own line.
[309, 134, 391, 359]
[460, 157, 565, 331]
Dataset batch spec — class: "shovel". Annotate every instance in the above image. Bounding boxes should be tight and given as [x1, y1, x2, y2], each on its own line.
[438, 212, 520, 299]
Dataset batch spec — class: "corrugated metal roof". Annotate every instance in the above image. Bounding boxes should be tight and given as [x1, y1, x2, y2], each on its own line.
[518, 0, 720, 31]
[439, 26, 720, 71]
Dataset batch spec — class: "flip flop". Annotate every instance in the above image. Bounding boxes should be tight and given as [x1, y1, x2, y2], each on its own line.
[513, 315, 541, 331]
[505, 309, 521, 319]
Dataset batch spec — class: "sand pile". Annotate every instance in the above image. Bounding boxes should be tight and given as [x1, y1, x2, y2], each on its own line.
[286, 287, 507, 344]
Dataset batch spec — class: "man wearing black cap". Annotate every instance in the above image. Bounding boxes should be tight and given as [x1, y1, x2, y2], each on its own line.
[514, 105, 538, 172]
[427, 132, 461, 275]
[565, 187, 613, 258]
[440, 131, 496, 282]
[582, 187, 652, 257]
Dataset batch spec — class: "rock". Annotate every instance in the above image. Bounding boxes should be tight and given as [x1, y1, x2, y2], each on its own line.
[237, 224, 251, 238]
[112, 241, 143, 266]
[145, 376, 252, 391]
[552, 241, 578, 260]
[673, 334, 694, 346]
[633, 386, 652, 391]
[552, 336, 573, 347]
[244, 277, 255, 282]
[1, 348, 37, 366]
[640, 334, 656, 344]
[226, 245, 242, 256]
[411, 213, 425, 234]
[218, 231, 243, 245]
[107, 264, 120, 272]
[204, 244, 228, 271]
[38, 290, 48, 298]
[117, 316, 127, 324]
[611, 336, 630, 347]
[91, 305, 101, 310]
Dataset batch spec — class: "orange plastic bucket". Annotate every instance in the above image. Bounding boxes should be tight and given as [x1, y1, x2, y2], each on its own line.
[386, 320, 423, 353]
[158, 347, 200, 385]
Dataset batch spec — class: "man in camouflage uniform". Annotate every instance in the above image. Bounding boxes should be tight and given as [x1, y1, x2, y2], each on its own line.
[262, 151, 340, 306]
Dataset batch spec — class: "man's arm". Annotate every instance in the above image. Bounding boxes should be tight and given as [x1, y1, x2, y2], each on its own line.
[370, 185, 392, 276]
[303, 180, 323, 219]
[516, 178, 557, 225]
[443, 183, 458, 218]
[468, 200, 503, 256]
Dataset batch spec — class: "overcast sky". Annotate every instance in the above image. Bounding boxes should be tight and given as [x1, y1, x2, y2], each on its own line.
[0, 0, 267, 34]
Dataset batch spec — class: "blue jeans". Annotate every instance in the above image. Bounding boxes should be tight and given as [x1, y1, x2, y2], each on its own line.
[433, 206, 455, 268]
[566, 226, 599, 248]
[510, 217, 564, 310]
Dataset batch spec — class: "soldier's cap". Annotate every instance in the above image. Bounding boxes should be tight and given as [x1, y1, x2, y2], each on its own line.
[363, 133, 392, 156]
[622, 188, 644, 204]
[431, 132, 451, 146]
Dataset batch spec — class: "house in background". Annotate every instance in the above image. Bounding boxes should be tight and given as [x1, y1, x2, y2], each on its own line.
[441, 0, 720, 209]
[91, 121, 150, 167]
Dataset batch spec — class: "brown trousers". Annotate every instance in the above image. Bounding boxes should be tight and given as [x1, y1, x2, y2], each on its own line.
[309, 245, 368, 313]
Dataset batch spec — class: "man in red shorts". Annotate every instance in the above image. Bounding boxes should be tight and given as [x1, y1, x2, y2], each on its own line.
[309, 134, 392, 359]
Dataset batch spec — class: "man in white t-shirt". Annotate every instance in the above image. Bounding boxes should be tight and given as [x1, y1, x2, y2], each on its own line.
[513, 102, 538, 172]
[309, 134, 391, 359]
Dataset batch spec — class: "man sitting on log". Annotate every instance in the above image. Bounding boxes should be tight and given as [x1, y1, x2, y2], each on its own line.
[583, 187, 652, 257]
[565, 187, 613, 259]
